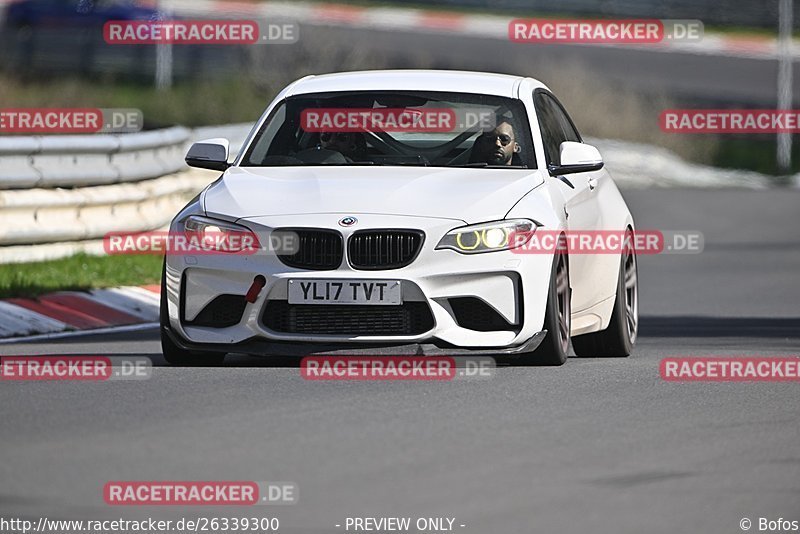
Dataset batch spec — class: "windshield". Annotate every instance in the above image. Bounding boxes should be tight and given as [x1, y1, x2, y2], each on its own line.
[240, 91, 536, 168]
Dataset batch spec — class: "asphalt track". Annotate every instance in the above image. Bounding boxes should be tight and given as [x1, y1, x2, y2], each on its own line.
[305, 25, 800, 107]
[1, 188, 798, 534]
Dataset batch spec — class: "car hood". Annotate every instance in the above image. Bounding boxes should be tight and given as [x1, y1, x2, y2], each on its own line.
[204, 166, 544, 224]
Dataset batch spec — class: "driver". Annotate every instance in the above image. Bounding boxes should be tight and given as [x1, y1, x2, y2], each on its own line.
[319, 131, 368, 161]
[469, 121, 520, 166]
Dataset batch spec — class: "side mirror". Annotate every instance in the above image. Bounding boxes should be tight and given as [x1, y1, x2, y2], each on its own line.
[185, 138, 230, 171]
[548, 141, 604, 176]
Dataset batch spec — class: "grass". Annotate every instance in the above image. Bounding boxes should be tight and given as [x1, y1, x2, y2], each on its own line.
[0, 253, 163, 299]
[0, 76, 269, 129]
[713, 137, 800, 179]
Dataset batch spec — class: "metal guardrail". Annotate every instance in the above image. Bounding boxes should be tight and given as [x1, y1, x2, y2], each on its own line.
[0, 126, 190, 189]
[0, 123, 252, 263]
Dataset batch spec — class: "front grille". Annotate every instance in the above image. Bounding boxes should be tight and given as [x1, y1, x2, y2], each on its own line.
[277, 229, 343, 270]
[449, 297, 515, 332]
[262, 301, 434, 335]
[187, 294, 247, 327]
[348, 230, 424, 270]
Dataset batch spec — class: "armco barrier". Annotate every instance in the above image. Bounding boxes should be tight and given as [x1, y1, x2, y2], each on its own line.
[0, 126, 190, 189]
[0, 172, 211, 245]
[0, 123, 252, 264]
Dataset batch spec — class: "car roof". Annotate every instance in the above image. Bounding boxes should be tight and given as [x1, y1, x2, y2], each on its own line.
[285, 70, 549, 99]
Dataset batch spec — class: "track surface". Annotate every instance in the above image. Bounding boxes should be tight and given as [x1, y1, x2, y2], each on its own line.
[1, 188, 798, 533]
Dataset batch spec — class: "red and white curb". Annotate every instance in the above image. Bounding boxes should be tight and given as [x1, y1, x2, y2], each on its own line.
[0, 285, 160, 341]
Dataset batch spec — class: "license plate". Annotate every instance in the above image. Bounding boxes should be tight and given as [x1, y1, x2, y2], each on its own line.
[288, 279, 402, 305]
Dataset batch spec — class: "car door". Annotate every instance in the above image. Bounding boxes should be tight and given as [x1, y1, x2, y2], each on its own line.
[533, 90, 603, 314]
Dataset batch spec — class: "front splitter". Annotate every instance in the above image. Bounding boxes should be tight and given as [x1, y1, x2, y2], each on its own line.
[164, 327, 546, 357]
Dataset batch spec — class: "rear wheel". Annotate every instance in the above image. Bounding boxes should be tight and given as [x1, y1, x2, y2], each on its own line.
[160, 263, 226, 366]
[516, 249, 571, 366]
[572, 228, 638, 357]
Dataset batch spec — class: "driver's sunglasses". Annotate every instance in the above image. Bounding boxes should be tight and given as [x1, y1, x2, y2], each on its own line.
[480, 133, 513, 146]
[320, 132, 351, 143]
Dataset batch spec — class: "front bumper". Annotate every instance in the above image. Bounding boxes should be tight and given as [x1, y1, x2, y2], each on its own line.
[165, 213, 555, 352]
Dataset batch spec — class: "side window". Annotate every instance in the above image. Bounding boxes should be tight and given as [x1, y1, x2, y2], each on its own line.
[549, 95, 581, 144]
[534, 92, 582, 166]
[534, 92, 563, 166]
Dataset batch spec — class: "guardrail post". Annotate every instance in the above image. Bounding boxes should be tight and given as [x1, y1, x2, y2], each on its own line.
[777, 0, 794, 174]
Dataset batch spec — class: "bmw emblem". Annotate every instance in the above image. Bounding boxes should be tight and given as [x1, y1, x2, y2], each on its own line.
[339, 216, 358, 227]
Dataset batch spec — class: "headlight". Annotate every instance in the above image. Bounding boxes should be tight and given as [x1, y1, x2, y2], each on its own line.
[436, 219, 536, 254]
[182, 215, 259, 254]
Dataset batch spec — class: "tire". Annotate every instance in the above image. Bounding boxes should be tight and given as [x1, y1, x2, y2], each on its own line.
[572, 228, 638, 357]
[160, 262, 226, 367]
[516, 248, 571, 366]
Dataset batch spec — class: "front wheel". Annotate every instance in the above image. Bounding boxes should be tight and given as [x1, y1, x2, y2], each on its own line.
[572, 229, 638, 357]
[516, 250, 571, 366]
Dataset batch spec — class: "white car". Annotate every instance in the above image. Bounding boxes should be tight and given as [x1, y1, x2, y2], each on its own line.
[161, 70, 638, 366]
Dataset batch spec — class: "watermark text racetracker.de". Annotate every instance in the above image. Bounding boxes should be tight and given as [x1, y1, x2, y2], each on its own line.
[301, 356, 496, 381]
[300, 108, 497, 133]
[103, 230, 300, 256]
[661, 110, 800, 133]
[104, 481, 297, 506]
[104, 20, 298, 45]
[509, 19, 703, 44]
[660, 356, 800, 382]
[0, 108, 143, 134]
[508, 229, 703, 255]
[0, 356, 151, 381]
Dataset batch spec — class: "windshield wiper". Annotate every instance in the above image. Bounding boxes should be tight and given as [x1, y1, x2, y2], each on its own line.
[290, 161, 379, 166]
[452, 163, 528, 169]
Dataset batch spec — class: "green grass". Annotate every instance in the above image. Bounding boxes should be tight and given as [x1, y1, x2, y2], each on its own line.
[0, 253, 163, 299]
[0, 76, 269, 129]
[712, 138, 800, 180]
